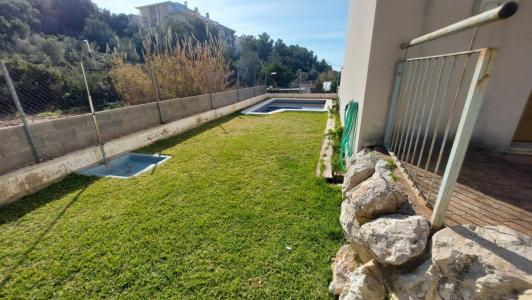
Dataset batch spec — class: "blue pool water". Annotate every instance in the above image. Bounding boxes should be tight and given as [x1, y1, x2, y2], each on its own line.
[244, 99, 327, 114]
[79, 153, 171, 179]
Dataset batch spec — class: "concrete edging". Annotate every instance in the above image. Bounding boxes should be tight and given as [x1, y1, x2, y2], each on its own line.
[316, 104, 336, 180]
[242, 98, 332, 115]
[266, 93, 338, 99]
[0, 94, 268, 206]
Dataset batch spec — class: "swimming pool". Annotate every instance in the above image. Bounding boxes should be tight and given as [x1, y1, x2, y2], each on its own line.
[242, 98, 329, 115]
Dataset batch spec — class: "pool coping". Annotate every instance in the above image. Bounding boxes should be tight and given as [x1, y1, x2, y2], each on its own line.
[78, 152, 172, 179]
[241, 98, 332, 115]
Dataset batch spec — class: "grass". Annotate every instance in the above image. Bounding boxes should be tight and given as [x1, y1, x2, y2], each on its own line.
[327, 98, 345, 174]
[0, 112, 342, 298]
[385, 158, 400, 182]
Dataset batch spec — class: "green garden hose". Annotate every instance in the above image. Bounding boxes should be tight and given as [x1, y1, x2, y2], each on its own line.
[339, 101, 358, 169]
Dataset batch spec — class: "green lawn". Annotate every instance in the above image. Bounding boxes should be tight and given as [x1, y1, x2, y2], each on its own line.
[0, 112, 342, 298]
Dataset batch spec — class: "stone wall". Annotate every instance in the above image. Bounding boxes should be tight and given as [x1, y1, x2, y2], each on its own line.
[0, 87, 266, 175]
[332, 149, 532, 300]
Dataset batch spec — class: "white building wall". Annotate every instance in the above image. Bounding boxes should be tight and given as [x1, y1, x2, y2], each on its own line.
[338, 0, 376, 125]
[340, 0, 532, 152]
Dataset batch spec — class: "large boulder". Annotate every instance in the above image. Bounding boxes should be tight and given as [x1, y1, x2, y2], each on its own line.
[329, 244, 360, 295]
[343, 149, 376, 196]
[340, 160, 407, 241]
[340, 260, 386, 300]
[432, 225, 532, 300]
[360, 214, 431, 265]
[389, 257, 440, 300]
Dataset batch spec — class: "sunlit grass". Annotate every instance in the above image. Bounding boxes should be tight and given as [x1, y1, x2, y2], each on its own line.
[0, 112, 342, 298]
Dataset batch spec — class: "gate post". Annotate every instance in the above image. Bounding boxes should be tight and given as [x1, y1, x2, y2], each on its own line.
[208, 72, 214, 110]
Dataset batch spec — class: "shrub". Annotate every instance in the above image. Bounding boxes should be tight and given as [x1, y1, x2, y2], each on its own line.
[108, 61, 154, 105]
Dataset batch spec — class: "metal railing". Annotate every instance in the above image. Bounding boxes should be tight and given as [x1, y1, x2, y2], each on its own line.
[383, 2, 517, 228]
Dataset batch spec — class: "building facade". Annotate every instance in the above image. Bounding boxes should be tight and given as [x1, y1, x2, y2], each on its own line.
[135, 1, 236, 48]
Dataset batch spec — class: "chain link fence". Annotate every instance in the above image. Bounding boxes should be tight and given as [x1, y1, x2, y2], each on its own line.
[0, 60, 262, 127]
[0, 54, 266, 175]
[0, 65, 88, 127]
[0, 59, 118, 128]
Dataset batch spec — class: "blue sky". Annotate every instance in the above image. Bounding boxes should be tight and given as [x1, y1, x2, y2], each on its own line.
[92, 0, 349, 69]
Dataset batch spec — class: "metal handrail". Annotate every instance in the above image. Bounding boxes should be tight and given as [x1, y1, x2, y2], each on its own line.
[401, 1, 518, 49]
[402, 49, 484, 62]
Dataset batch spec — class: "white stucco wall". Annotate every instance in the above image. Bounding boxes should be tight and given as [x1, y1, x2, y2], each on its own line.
[340, 0, 532, 152]
[338, 0, 376, 125]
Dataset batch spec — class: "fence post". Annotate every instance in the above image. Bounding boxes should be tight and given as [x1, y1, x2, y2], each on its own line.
[236, 71, 240, 101]
[80, 61, 107, 164]
[208, 72, 214, 110]
[384, 61, 405, 148]
[148, 64, 164, 124]
[430, 48, 496, 228]
[0, 61, 40, 162]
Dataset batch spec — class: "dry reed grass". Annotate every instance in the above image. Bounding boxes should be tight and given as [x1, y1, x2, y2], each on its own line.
[109, 63, 155, 105]
[110, 31, 230, 105]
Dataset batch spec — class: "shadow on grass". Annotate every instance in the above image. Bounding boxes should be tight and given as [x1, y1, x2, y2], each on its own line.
[0, 113, 250, 223]
[0, 175, 98, 225]
[0, 179, 92, 288]
[140, 113, 248, 154]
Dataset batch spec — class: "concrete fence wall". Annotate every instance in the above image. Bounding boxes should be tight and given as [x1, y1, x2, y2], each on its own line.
[212, 90, 238, 109]
[0, 86, 266, 175]
[0, 126, 39, 173]
[0, 114, 100, 173]
[239, 87, 256, 100]
[31, 114, 100, 160]
[255, 86, 267, 95]
[159, 94, 212, 122]
[96, 103, 161, 142]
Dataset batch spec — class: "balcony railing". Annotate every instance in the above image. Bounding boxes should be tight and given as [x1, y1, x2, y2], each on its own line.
[383, 2, 518, 228]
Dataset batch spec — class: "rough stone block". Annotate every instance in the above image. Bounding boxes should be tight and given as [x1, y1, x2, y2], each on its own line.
[340, 160, 407, 239]
[432, 225, 532, 300]
[340, 260, 385, 300]
[330, 244, 360, 295]
[342, 149, 377, 196]
[360, 214, 430, 265]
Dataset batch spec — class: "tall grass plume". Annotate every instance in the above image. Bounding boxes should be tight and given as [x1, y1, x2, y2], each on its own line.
[110, 31, 230, 105]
